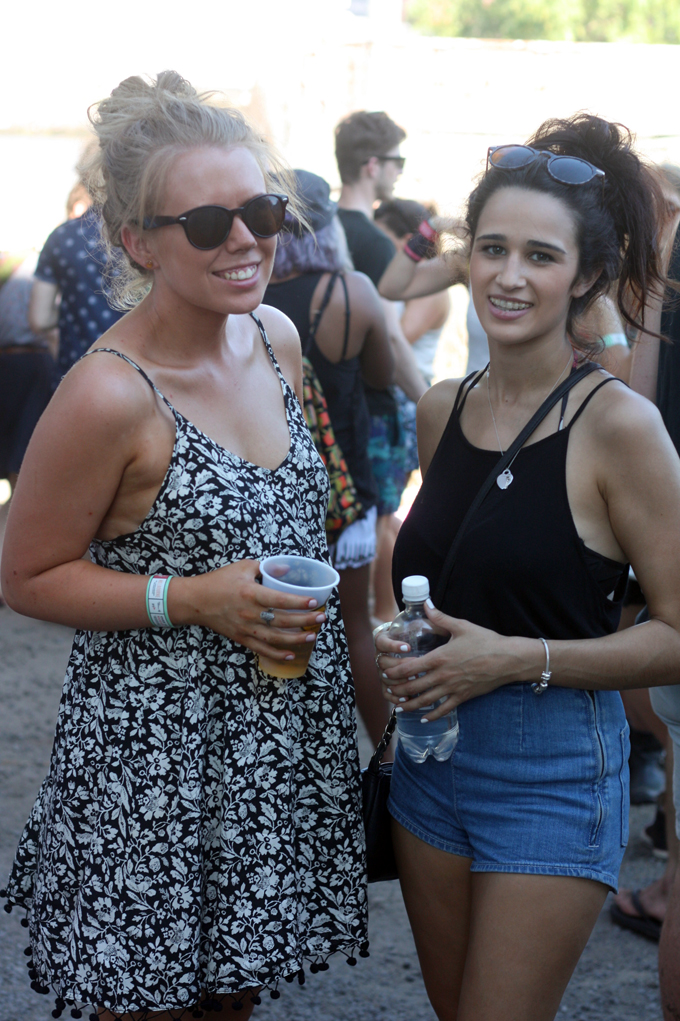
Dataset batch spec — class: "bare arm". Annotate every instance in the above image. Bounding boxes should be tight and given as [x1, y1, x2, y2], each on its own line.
[629, 291, 662, 402]
[347, 274, 394, 390]
[2, 355, 322, 663]
[28, 279, 60, 332]
[382, 298, 428, 403]
[401, 290, 450, 344]
[379, 250, 465, 301]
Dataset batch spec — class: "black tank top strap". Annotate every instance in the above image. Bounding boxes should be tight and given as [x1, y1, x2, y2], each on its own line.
[306, 272, 340, 355]
[564, 375, 620, 431]
[455, 366, 488, 416]
[338, 274, 351, 359]
[80, 347, 176, 413]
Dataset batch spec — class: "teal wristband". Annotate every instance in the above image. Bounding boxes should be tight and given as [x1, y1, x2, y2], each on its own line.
[146, 574, 174, 627]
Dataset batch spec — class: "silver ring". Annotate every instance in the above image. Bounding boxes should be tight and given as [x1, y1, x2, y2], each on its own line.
[374, 654, 382, 669]
[260, 609, 275, 625]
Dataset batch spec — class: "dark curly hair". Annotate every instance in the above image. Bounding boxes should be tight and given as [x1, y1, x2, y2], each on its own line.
[465, 113, 667, 350]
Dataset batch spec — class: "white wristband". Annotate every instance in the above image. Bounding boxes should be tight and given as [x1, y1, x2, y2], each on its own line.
[146, 574, 174, 627]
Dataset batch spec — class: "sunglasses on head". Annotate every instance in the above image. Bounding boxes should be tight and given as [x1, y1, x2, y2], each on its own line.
[487, 145, 605, 186]
[143, 193, 289, 250]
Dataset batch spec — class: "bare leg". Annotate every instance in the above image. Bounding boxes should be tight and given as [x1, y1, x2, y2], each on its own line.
[459, 874, 607, 1021]
[392, 819, 607, 1021]
[660, 864, 680, 1020]
[338, 564, 391, 747]
[372, 514, 400, 623]
[391, 820, 473, 1020]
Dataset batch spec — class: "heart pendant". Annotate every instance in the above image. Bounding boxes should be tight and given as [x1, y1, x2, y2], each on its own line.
[496, 469, 514, 490]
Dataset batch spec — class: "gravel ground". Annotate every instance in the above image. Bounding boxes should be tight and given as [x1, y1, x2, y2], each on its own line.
[0, 605, 667, 1021]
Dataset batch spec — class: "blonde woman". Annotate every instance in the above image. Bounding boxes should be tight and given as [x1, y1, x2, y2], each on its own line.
[1, 73, 367, 1019]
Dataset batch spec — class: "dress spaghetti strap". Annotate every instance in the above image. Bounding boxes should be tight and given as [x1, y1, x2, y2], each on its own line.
[81, 347, 176, 413]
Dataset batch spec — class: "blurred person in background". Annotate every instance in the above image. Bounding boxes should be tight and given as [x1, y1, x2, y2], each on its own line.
[29, 149, 125, 377]
[264, 169, 395, 745]
[609, 169, 680, 1019]
[334, 111, 428, 626]
[373, 197, 450, 621]
[0, 252, 56, 496]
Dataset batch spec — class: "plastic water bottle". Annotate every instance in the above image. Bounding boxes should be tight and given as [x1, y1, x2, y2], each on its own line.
[388, 575, 459, 764]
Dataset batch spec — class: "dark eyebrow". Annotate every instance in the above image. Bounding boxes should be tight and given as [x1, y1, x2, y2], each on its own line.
[527, 239, 566, 255]
[476, 232, 567, 256]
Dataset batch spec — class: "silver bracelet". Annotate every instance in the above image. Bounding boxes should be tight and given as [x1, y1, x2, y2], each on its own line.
[532, 637, 551, 695]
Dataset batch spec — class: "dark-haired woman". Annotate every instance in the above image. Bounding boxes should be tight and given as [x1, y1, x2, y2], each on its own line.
[264, 169, 394, 746]
[375, 115, 680, 1021]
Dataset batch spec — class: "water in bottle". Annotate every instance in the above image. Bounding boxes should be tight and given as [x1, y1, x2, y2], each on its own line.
[388, 575, 459, 764]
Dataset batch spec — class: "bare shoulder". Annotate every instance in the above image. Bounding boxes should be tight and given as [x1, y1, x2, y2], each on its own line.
[417, 377, 465, 475]
[580, 373, 668, 453]
[417, 377, 462, 431]
[255, 304, 303, 397]
[256, 303, 301, 354]
[345, 271, 380, 303]
[51, 347, 158, 436]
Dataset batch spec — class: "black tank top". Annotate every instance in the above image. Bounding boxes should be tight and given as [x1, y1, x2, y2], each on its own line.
[392, 372, 628, 639]
[264, 273, 377, 510]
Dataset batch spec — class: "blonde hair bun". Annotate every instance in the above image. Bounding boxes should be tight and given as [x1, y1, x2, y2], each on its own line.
[84, 71, 298, 309]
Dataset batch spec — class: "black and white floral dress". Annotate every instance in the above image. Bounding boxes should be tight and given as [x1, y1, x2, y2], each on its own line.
[2, 316, 368, 1017]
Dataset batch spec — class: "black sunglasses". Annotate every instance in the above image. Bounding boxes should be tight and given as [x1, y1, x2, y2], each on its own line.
[143, 193, 289, 250]
[487, 145, 605, 186]
[363, 155, 406, 171]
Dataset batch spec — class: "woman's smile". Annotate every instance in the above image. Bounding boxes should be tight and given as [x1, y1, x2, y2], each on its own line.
[470, 186, 584, 346]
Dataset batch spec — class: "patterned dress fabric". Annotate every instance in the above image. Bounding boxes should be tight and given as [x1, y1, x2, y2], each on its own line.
[3, 316, 367, 1015]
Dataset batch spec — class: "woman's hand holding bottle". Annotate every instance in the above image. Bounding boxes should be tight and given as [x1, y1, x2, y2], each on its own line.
[376, 601, 542, 721]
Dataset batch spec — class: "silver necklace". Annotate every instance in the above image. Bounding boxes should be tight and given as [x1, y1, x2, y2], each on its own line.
[486, 354, 573, 490]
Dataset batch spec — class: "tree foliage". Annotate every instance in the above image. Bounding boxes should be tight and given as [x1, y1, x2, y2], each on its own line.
[405, 0, 680, 44]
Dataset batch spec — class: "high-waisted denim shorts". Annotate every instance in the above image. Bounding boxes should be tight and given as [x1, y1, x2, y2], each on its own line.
[388, 684, 630, 891]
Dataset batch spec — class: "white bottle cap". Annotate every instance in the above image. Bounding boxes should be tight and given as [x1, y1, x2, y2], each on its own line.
[401, 575, 430, 601]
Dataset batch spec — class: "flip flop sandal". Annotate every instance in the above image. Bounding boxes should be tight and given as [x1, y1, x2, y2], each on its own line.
[610, 889, 662, 941]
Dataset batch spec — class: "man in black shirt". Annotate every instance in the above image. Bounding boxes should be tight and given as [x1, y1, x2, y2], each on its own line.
[334, 111, 428, 624]
[335, 110, 406, 287]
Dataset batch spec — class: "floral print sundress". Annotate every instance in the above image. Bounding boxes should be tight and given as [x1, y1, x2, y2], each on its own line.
[2, 315, 368, 1018]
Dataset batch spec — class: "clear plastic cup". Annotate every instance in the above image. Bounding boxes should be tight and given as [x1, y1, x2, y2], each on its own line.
[258, 555, 340, 678]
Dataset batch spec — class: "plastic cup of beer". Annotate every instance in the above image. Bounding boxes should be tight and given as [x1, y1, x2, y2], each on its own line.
[258, 555, 340, 679]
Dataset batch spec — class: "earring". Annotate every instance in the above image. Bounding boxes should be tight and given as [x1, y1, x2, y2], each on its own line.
[146, 260, 154, 269]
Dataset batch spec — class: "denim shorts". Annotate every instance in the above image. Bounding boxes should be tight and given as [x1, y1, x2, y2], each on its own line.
[388, 684, 630, 891]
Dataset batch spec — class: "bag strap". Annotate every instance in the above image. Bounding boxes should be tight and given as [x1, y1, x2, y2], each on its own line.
[367, 710, 398, 771]
[305, 272, 339, 354]
[432, 361, 599, 607]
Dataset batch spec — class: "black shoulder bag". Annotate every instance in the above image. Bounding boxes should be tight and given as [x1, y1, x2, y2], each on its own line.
[362, 361, 598, 883]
